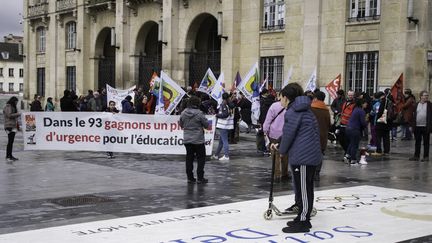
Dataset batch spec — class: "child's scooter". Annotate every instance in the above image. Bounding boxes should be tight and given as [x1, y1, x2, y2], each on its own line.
[263, 152, 317, 220]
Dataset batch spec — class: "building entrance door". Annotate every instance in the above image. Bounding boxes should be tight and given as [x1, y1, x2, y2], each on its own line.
[188, 14, 221, 87]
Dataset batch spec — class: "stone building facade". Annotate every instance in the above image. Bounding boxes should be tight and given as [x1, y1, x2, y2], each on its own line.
[23, 0, 432, 101]
[0, 42, 24, 94]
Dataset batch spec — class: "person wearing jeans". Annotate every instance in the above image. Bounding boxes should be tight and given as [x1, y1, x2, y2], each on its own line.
[3, 96, 21, 162]
[345, 98, 367, 164]
[409, 91, 432, 162]
[213, 93, 234, 161]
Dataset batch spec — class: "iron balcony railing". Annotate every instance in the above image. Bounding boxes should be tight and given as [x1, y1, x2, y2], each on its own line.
[126, 0, 162, 4]
[56, 0, 77, 12]
[86, 0, 114, 6]
[85, 0, 115, 12]
[28, 2, 49, 18]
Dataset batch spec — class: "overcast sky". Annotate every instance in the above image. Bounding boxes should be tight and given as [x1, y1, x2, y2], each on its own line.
[0, 0, 23, 40]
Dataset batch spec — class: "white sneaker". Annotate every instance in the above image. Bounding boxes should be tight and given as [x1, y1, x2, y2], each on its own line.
[359, 156, 368, 165]
[211, 155, 219, 160]
[219, 155, 230, 161]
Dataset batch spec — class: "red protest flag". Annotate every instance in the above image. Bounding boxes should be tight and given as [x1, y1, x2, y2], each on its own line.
[391, 73, 404, 112]
[325, 74, 341, 99]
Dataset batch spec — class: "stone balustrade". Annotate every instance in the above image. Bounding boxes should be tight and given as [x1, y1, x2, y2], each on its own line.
[56, 0, 77, 12]
[28, 2, 48, 17]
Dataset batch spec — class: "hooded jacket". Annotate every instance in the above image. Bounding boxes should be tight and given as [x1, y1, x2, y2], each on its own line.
[179, 107, 209, 144]
[121, 99, 135, 113]
[279, 96, 322, 166]
[311, 100, 331, 152]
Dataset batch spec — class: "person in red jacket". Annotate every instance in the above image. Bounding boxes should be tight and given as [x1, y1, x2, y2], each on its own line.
[337, 90, 355, 156]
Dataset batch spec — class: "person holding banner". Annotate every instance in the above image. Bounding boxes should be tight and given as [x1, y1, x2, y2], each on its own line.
[121, 96, 135, 114]
[60, 90, 78, 112]
[212, 93, 234, 161]
[106, 100, 119, 159]
[44, 97, 55, 112]
[3, 96, 21, 162]
[179, 95, 210, 184]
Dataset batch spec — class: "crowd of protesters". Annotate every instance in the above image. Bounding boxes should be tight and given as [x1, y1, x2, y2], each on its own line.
[21, 84, 431, 165]
[330, 88, 431, 163]
[3, 81, 431, 234]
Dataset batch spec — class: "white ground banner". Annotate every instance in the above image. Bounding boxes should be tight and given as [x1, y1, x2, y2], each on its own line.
[106, 84, 136, 112]
[0, 186, 430, 242]
[21, 112, 216, 155]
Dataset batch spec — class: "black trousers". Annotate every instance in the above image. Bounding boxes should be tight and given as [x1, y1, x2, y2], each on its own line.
[414, 127, 430, 158]
[5, 129, 16, 158]
[337, 126, 348, 153]
[184, 143, 206, 180]
[291, 164, 316, 222]
[376, 128, 390, 153]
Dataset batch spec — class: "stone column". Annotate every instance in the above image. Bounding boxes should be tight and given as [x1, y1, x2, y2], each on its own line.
[47, 0, 57, 99]
[23, 0, 31, 101]
[302, 0, 321, 85]
[115, 0, 132, 88]
[162, 0, 181, 83]
[238, 1, 260, 76]
[76, 0, 88, 95]
[220, 0, 241, 87]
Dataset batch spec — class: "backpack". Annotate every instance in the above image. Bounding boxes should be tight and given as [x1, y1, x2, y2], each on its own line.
[386, 99, 397, 122]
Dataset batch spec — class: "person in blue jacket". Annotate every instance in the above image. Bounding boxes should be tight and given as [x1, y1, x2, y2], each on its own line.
[273, 83, 321, 233]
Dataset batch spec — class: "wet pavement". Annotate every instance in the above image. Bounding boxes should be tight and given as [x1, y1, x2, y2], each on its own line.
[0, 120, 431, 237]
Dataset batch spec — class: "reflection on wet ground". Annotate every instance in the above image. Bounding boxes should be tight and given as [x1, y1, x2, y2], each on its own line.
[0, 126, 430, 235]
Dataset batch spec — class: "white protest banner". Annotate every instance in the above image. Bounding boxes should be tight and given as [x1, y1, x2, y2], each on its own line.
[305, 67, 317, 91]
[106, 84, 136, 112]
[251, 96, 260, 125]
[237, 62, 260, 102]
[154, 76, 164, 115]
[158, 71, 187, 115]
[210, 72, 224, 107]
[197, 68, 218, 94]
[22, 112, 216, 155]
[283, 65, 293, 88]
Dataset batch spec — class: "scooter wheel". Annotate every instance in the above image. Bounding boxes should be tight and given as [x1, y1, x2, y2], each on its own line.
[263, 210, 273, 220]
[311, 207, 317, 217]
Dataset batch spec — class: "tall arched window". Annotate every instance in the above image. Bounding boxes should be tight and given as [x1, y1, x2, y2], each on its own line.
[37, 27, 46, 53]
[66, 21, 76, 49]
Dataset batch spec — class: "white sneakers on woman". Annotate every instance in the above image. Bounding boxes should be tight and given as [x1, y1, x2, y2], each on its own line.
[219, 155, 230, 161]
